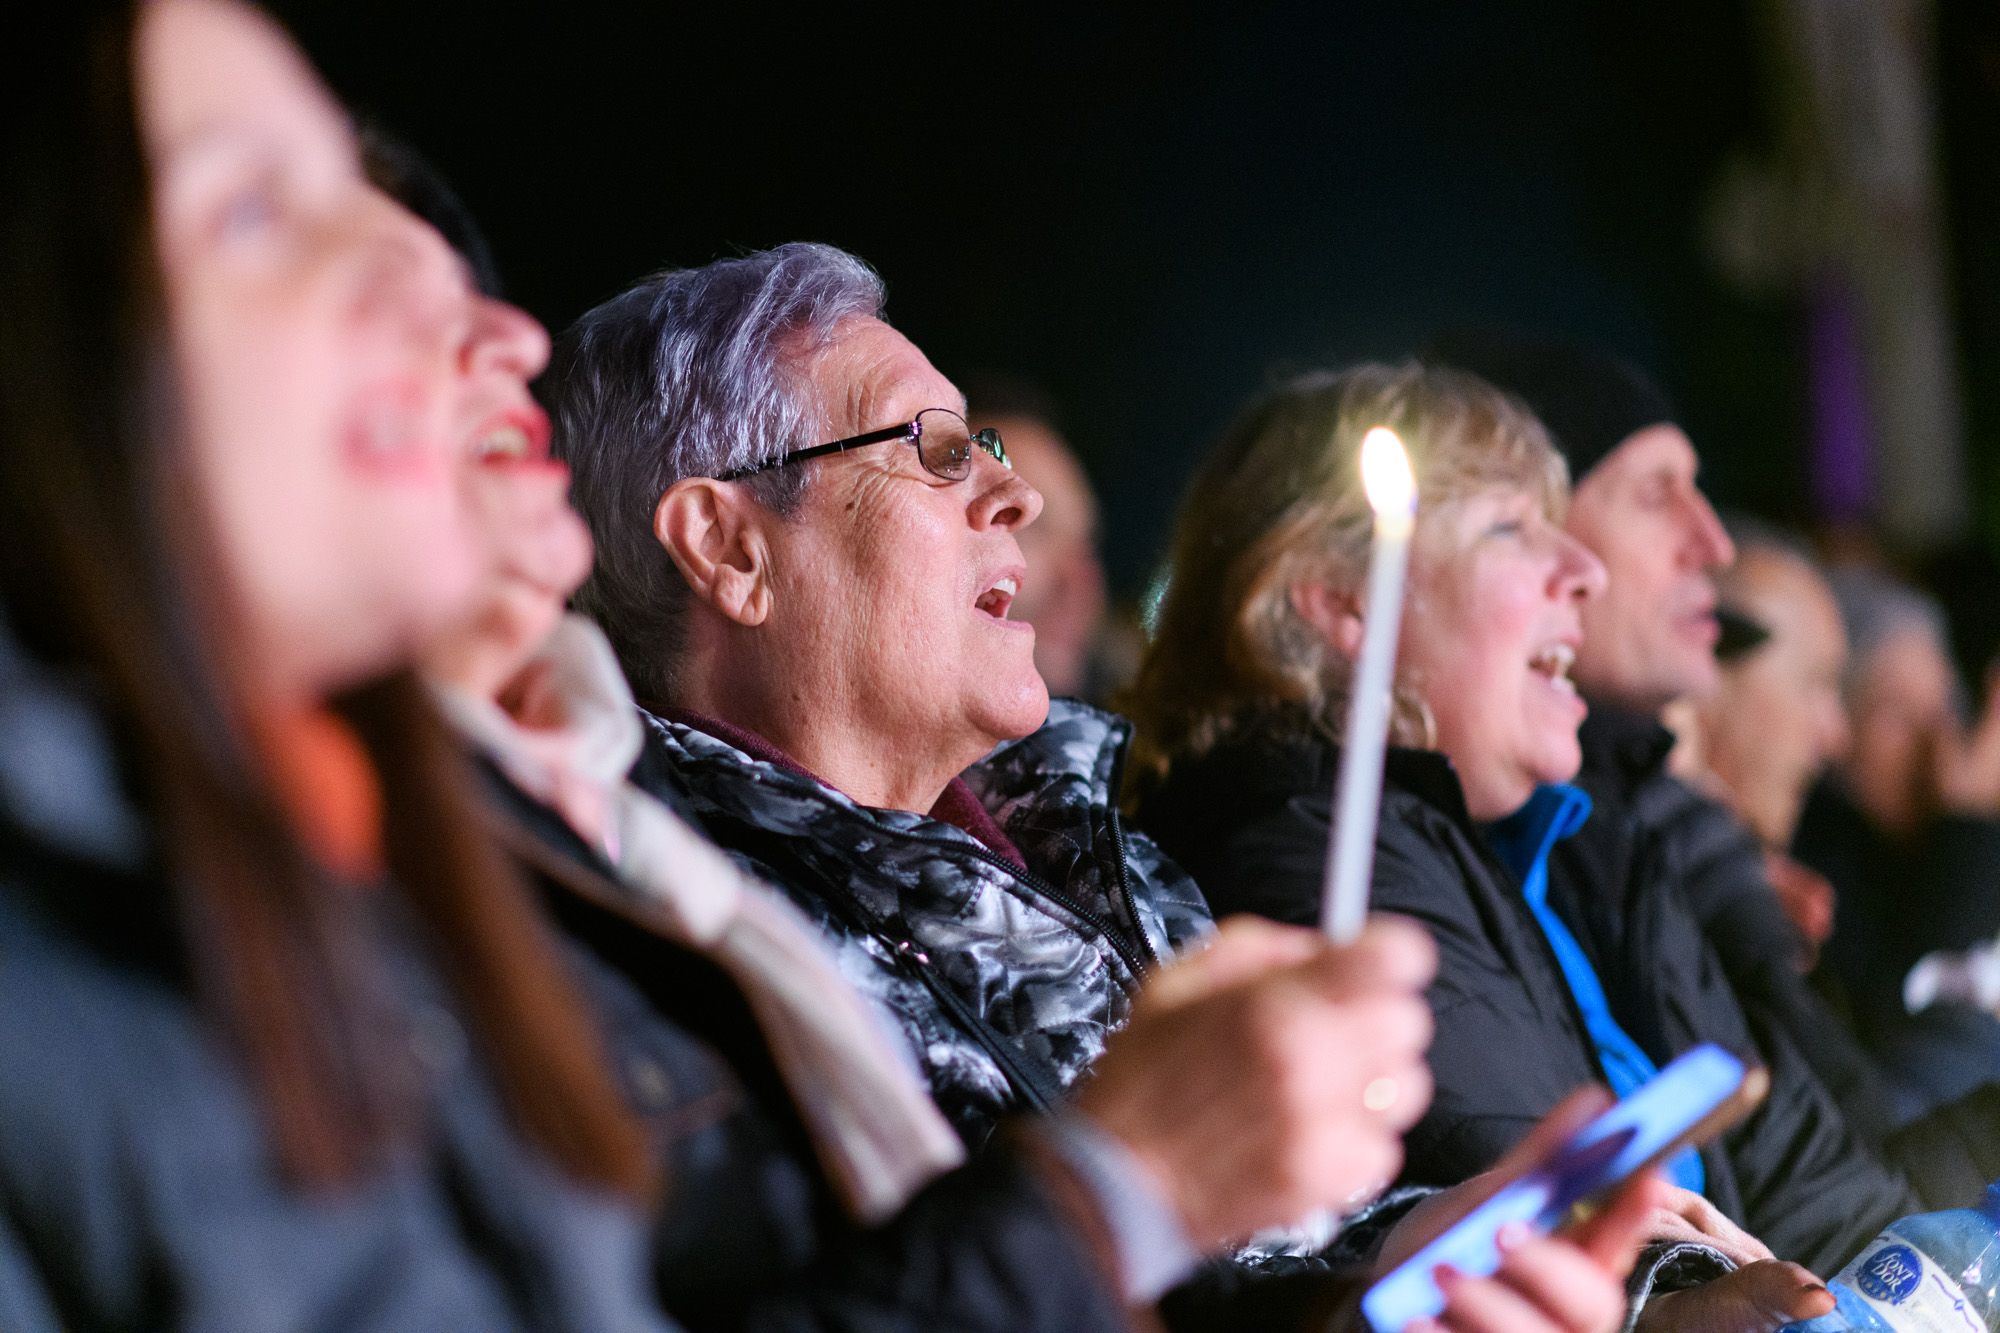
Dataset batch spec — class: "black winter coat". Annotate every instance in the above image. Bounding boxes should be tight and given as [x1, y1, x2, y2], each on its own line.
[0, 647, 674, 1331]
[1584, 714, 1901, 1135]
[634, 701, 1214, 1144]
[495, 754, 1377, 1332]
[484, 765, 1141, 1333]
[1572, 701, 2000, 1209]
[1137, 721, 1920, 1276]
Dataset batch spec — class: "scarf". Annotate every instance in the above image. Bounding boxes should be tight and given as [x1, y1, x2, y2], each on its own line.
[437, 616, 965, 1222]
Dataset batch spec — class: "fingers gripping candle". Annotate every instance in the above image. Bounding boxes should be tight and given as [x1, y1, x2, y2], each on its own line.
[1322, 427, 1418, 942]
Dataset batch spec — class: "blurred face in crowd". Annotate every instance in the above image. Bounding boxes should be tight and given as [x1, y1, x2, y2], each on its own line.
[752, 318, 1048, 785]
[1698, 549, 1849, 847]
[988, 415, 1106, 698]
[141, 0, 487, 701]
[1398, 486, 1608, 821]
[1564, 425, 1735, 714]
[424, 297, 594, 702]
[1845, 626, 1958, 833]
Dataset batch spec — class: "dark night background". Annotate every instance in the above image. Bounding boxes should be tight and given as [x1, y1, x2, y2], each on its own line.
[279, 1, 2000, 601]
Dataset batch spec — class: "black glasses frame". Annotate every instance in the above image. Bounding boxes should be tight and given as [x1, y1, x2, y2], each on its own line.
[715, 407, 1008, 483]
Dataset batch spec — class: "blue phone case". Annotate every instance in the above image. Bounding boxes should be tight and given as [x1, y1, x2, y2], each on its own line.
[1360, 1044, 1748, 1333]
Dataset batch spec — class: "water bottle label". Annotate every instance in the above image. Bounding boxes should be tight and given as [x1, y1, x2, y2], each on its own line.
[1836, 1232, 1985, 1333]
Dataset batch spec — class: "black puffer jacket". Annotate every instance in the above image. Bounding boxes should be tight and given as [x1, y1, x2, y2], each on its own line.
[633, 699, 1215, 1143]
[1576, 706, 2000, 1208]
[1137, 721, 1920, 1276]
[484, 770, 1143, 1333]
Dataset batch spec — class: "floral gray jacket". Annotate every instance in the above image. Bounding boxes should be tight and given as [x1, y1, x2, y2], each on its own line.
[635, 700, 1215, 1142]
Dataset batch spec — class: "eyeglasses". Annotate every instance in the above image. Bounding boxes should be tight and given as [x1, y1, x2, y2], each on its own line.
[716, 407, 1009, 483]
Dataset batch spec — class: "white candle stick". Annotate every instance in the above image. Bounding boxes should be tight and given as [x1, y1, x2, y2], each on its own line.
[1322, 427, 1418, 941]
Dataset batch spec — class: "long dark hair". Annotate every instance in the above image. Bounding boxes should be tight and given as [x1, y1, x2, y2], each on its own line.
[0, 1, 652, 1199]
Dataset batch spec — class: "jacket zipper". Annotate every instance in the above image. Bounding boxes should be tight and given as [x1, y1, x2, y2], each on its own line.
[887, 938, 1060, 1113]
[1102, 734, 1162, 968]
[1480, 836, 1623, 1088]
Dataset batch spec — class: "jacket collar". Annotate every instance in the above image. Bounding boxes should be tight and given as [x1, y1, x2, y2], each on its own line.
[652, 708, 1036, 871]
[1180, 723, 1480, 835]
[1485, 784, 1594, 888]
[1577, 699, 1676, 793]
[654, 708, 829, 790]
[648, 698, 1134, 872]
[1381, 743, 1601, 853]
[1383, 745, 1478, 832]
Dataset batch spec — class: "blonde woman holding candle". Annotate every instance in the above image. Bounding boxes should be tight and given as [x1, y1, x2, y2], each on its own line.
[1128, 362, 1858, 1332]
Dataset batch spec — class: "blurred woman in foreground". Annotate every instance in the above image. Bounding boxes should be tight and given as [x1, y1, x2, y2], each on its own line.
[0, 2, 664, 1326]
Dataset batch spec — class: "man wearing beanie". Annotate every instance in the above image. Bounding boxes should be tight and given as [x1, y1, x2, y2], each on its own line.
[1423, 332, 1729, 712]
[1427, 332, 2000, 1233]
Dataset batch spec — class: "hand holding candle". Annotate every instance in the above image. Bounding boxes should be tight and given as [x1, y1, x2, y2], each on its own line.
[1321, 427, 1418, 941]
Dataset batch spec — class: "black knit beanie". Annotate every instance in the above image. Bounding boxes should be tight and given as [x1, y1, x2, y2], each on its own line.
[1423, 329, 1676, 482]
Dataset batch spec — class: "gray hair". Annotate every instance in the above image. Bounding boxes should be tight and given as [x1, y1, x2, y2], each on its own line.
[1826, 564, 1951, 699]
[547, 243, 887, 707]
[1719, 511, 1815, 567]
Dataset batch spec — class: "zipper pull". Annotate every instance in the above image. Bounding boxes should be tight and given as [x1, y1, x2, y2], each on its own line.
[894, 938, 931, 965]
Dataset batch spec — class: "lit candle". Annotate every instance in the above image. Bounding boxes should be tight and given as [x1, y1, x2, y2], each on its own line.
[1322, 427, 1418, 941]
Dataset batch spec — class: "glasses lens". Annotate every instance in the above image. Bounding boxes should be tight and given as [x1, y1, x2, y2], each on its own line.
[972, 427, 1009, 470]
[914, 409, 975, 480]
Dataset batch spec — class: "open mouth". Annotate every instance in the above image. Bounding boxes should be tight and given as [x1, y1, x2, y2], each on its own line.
[468, 408, 552, 466]
[975, 576, 1019, 620]
[1529, 641, 1578, 694]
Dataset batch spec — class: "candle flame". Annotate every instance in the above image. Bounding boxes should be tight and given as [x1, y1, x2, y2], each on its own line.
[1360, 427, 1417, 518]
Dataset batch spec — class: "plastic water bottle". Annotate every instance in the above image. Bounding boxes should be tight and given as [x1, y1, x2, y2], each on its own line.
[1782, 1183, 2000, 1333]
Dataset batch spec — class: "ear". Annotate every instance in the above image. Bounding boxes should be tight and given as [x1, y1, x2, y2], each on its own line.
[654, 479, 773, 627]
[1289, 580, 1365, 661]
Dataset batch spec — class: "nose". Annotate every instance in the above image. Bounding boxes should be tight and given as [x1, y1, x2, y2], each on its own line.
[353, 197, 467, 353]
[1554, 528, 1609, 602]
[1681, 487, 1735, 571]
[463, 297, 551, 383]
[968, 452, 1044, 533]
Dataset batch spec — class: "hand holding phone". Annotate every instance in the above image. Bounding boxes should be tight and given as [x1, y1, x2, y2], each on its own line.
[1362, 1044, 1768, 1333]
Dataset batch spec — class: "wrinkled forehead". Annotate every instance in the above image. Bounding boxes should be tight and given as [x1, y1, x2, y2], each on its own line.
[814, 316, 965, 436]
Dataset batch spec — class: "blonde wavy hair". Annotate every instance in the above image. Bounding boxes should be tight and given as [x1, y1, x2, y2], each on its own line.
[1122, 361, 1567, 788]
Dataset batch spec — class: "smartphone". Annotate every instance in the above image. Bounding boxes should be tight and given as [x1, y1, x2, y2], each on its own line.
[1360, 1043, 1768, 1333]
